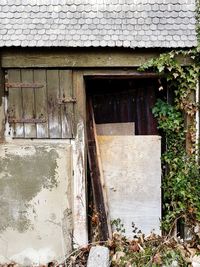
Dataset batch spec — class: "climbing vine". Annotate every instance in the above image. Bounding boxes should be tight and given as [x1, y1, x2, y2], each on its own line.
[139, 50, 200, 234]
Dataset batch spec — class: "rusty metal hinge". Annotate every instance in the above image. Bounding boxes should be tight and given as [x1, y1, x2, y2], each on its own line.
[8, 118, 47, 123]
[5, 82, 44, 90]
[57, 97, 77, 105]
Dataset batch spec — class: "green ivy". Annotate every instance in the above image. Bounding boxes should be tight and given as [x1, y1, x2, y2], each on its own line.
[139, 51, 200, 234]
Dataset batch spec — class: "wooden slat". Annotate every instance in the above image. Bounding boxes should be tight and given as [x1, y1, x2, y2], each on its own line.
[7, 69, 24, 137]
[21, 69, 36, 138]
[59, 70, 73, 138]
[87, 98, 111, 241]
[47, 70, 61, 138]
[34, 69, 49, 138]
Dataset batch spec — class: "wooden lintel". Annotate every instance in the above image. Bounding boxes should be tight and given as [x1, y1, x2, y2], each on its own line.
[1, 48, 193, 68]
[83, 72, 160, 79]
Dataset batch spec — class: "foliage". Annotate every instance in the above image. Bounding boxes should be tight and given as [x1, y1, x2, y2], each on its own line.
[111, 218, 126, 234]
[61, 229, 200, 266]
[109, 232, 188, 267]
[139, 50, 200, 234]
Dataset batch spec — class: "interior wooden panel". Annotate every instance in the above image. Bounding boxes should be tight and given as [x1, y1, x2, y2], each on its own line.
[96, 122, 135, 135]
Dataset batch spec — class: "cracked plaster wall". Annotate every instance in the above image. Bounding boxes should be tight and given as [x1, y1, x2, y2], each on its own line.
[0, 142, 73, 266]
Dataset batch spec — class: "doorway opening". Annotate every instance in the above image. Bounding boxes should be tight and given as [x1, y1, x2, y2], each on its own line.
[85, 76, 168, 241]
[86, 77, 164, 135]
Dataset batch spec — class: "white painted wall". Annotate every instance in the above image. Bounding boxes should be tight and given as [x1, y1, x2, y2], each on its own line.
[98, 135, 161, 237]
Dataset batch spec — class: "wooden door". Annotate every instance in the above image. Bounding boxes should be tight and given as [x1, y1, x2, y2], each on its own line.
[6, 69, 75, 139]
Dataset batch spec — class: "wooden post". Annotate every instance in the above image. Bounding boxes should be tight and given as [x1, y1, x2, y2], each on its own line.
[0, 51, 5, 141]
[72, 71, 88, 247]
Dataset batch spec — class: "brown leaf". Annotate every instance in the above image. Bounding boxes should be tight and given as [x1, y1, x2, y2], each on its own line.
[153, 253, 162, 265]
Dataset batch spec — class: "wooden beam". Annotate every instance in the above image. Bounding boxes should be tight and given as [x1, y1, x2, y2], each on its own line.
[72, 70, 88, 247]
[83, 70, 160, 78]
[86, 98, 111, 241]
[0, 52, 5, 141]
[1, 48, 193, 68]
[90, 100, 112, 238]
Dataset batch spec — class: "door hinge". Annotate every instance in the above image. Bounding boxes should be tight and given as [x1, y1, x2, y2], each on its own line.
[8, 118, 47, 123]
[5, 82, 44, 90]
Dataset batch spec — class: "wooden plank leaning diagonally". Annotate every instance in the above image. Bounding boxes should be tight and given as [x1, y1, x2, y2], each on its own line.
[86, 98, 112, 241]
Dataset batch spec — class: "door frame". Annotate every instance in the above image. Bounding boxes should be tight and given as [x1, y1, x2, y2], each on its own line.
[72, 69, 159, 246]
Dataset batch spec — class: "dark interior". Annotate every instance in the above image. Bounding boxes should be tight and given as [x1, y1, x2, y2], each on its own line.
[86, 78, 166, 135]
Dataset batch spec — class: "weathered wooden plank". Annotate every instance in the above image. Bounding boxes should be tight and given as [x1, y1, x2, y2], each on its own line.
[0, 57, 4, 140]
[73, 70, 86, 139]
[34, 69, 48, 138]
[92, 105, 112, 239]
[7, 69, 24, 137]
[96, 123, 135, 135]
[72, 71, 88, 247]
[1, 49, 160, 68]
[46, 70, 61, 138]
[59, 70, 73, 138]
[21, 69, 36, 138]
[87, 98, 110, 241]
[1, 48, 192, 68]
[84, 72, 159, 78]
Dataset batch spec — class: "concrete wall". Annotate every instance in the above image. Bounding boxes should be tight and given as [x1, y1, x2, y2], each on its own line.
[98, 135, 161, 236]
[0, 142, 73, 265]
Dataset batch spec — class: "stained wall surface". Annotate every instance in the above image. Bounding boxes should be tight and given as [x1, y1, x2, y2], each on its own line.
[98, 135, 161, 236]
[0, 142, 72, 265]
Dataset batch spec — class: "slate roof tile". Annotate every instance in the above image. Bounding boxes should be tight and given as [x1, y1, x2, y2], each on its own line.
[0, 0, 197, 48]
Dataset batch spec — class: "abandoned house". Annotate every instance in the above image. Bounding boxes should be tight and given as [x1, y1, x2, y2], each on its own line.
[0, 0, 198, 265]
